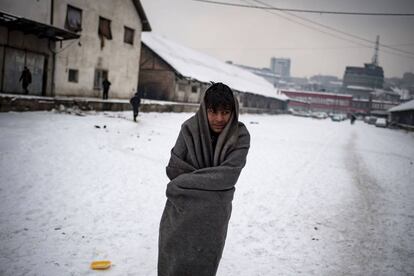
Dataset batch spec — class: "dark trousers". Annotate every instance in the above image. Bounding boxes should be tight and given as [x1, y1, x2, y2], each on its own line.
[22, 83, 29, 94]
[133, 108, 139, 121]
[103, 89, 109, 100]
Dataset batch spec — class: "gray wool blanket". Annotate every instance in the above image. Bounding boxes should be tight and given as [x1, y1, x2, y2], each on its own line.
[158, 95, 250, 276]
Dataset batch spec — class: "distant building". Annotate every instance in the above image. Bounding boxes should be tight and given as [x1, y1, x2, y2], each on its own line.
[391, 88, 413, 101]
[139, 33, 288, 112]
[231, 58, 295, 89]
[342, 36, 385, 99]
[385, 73, 414, 101]
[282, 89, 398, 115]
[231, 63, 280, 87]
[308, 75, 342, 93]
[281, 90, 352, 114]
[270, 57, 291, 78]
[402, 72, 414, 88]
[371, 90, 400, 103]
[351, 98, 371, 114]
[352, 96, 398, 115]
[342, 63, 384, 95]
[344, 85, 374, 100]
[0, 0, 151, 99]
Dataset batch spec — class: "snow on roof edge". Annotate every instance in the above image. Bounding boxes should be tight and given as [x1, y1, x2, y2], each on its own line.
[389, 99, 414, 112]
[141, 33, 288, 102]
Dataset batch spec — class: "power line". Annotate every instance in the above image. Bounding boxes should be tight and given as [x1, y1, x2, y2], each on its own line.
[247, 0, 414, 58]
[193, 0, 414, 59]
[192, 0, 414, 16]
[240, 0, 374, 49]
[195, 45, 404, 51]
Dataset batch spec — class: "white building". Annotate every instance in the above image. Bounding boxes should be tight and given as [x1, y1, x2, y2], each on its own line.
[0, 0, 151, 99]
[270, 57, 291, 79]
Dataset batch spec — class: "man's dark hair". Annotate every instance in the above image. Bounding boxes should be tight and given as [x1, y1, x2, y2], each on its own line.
[204, 82, 235, 112]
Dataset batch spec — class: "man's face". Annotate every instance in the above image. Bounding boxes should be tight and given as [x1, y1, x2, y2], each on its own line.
[207, 107, 232, 134]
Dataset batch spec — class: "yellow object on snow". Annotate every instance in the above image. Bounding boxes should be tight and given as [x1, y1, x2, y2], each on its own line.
[90, 260, 112, 270]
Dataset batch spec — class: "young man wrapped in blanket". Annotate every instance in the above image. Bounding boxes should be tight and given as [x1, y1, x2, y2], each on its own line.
[158, 82, 250, 276]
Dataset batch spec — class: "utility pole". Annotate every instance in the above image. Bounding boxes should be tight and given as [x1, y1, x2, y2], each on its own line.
[372, 35, 380, 66]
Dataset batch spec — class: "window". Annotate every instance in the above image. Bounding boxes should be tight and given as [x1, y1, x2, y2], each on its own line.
[124, 26, 135, 45]
[178, 83, 186, 92]
[98, 17, 112, 39]
[191, 85, 198, 93]
[98, 17, 112, 48]
[65, 5, 82, 32]
[68, 69, 79, 83]
[94, 69, 108, 90]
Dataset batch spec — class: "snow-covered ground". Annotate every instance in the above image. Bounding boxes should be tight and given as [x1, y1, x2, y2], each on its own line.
[0, 111, 413, 276]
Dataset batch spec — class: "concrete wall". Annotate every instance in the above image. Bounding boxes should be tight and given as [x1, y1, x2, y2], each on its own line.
[52, 0, 143, 99]
[0, 0, 51, 24]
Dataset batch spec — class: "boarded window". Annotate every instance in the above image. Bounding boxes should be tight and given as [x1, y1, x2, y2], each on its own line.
[65, 5, 82, 32]
[98, 17, 112, 49]
[68, 69, 79, 83]
[94, 69, 108, 90]
[124, 27, 134, 45]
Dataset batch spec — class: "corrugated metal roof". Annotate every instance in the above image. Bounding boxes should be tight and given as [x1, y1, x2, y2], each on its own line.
[141, 33, 288, 101]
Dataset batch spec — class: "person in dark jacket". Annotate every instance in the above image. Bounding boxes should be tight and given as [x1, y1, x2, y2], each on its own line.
[130, 91, 141, 122]
[350, 113, 357, 125]
[102, 78, 111, 100]
[158, 82, 250, 276]
[19, 66, 32, 94]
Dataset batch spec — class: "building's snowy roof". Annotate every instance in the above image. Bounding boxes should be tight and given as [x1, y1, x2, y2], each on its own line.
[346, 85, 373, 91]
[329, 81, 343, 86]
[141, 33, 288, 101]
[389, 99, 414, 112]
[281, 89, 352, 98]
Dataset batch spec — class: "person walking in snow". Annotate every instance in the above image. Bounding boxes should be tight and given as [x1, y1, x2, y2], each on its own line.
[102, 78, 111, 100]
[350, 113, 357, 125]
[19, 66, 32, 94]
[129, 91, 141, 122]
[158, 82, 250, 276]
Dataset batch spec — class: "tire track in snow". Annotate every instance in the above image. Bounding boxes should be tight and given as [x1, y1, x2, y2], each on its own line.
[343, 131, 411, 275]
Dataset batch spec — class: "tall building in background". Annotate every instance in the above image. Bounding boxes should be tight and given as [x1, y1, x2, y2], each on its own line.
[343, 63, 384, 90]
[229, 62, 280, 87]
[270, 57, 291, 78]
[342, 35, 384, 99]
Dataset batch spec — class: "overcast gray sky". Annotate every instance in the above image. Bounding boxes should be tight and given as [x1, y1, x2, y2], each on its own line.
[140, 0, 414, 79]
